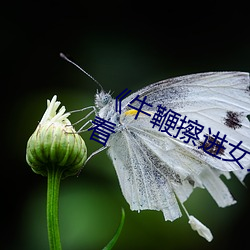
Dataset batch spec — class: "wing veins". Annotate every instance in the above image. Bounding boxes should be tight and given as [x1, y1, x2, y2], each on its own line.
[124, 130, 152, 208]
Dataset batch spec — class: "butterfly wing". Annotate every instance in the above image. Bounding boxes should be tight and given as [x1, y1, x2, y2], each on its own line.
[120, 72, 250, 172]
[121, 72, 249, 112]
[107, 122, 182, 221]
[108, 114, 237, 221]
[107, 72, 250, 221]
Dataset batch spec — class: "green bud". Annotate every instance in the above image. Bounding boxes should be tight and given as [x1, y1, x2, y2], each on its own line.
[26, 95, 87, 178]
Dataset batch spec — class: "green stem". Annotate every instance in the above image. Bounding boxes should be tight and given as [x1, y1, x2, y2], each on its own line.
[47, 165, 63, 250]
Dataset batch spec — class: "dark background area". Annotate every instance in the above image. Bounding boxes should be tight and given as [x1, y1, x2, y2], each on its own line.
[2, 2, 250, 250]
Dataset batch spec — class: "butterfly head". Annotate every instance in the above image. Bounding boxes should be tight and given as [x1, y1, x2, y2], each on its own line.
[95, 90, 113, 110]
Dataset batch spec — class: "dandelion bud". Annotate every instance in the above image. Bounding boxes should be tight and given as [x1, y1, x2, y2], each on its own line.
[26, 95, 87, 178]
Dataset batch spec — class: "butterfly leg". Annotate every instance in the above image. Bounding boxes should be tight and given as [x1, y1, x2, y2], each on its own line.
[77, 146, 108, 176]
[85, 146, 108, 166]
[69, 106, 96, 130]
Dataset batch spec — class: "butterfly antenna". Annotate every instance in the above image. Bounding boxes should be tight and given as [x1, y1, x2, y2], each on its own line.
[60, 53, 104, 91]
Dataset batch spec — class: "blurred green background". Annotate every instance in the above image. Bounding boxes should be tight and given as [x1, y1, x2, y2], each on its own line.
[2, 2, 250, 250]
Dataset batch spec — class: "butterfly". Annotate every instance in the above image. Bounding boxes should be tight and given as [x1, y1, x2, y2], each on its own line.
[61, 55, 250, 241]
[90, 71, 250, 241]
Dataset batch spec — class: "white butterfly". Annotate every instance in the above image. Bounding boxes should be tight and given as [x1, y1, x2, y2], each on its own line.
[61, 53, 250, 242]
[87, 71, 250, 241]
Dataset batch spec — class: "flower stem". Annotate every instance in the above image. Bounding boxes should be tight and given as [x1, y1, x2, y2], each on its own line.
[47, 165, 63, 250]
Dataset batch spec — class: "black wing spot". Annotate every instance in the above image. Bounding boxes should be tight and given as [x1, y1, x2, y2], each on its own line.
[247, 115, 250, 122]
[199, 135, 225, 156]
[246, 85, 250, 95]
[223, 111, 243, 130]
[186, 177, 195, 186]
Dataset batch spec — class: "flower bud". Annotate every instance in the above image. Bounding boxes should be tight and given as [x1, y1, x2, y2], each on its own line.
[26, 95, 87, 178]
